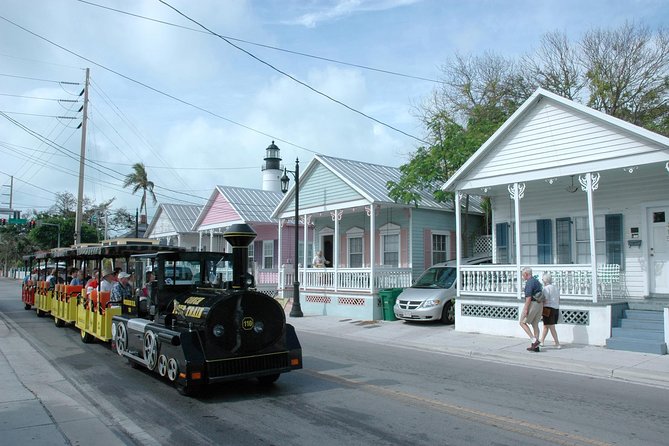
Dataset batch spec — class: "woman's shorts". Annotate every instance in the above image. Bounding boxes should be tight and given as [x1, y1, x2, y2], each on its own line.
[542, 307, 560, 325]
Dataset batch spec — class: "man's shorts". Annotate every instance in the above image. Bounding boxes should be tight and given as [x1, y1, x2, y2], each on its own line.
[521, 301, 542, 325]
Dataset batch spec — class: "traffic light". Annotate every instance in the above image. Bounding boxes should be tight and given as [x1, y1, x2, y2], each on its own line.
[0, 218, 6, 225]
[27, 220, 36, 229]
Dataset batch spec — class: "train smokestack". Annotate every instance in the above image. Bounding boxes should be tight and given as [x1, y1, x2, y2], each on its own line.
[223, 223, 257, 288]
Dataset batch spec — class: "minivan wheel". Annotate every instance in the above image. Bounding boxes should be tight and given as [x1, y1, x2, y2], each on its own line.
[440, 301, 455, 325]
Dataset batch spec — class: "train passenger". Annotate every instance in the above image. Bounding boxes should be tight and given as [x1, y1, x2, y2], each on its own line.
[111, 272, 133, 305]
[100, 269, 115, 292]
[66, 267, 77, 284]
[85, 269, 99, 296]
[141, 270, 155, 298]
[70, 269, 85, 286]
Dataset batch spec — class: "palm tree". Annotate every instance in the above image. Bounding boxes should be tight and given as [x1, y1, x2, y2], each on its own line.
[123, 162, 157, 218]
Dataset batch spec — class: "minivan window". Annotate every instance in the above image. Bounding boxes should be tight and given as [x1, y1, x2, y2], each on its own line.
[413, 267, 456, 288]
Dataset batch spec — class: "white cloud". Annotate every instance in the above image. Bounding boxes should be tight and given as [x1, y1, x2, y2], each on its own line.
[287, 0, 422, 28]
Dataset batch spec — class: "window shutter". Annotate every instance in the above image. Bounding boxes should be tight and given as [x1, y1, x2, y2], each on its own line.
[424, 229, 432, 268]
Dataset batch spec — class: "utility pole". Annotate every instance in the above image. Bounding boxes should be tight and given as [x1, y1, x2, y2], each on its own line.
[74, 68, 90, 244]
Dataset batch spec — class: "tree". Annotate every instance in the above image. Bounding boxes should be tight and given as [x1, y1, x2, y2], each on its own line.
[581, 23, 669, 135]
[389, 22, 669, 210]
[123, 163, 157, 217]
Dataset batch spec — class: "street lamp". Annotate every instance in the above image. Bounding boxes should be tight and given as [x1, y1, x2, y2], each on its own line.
[280, 158, 303, 317]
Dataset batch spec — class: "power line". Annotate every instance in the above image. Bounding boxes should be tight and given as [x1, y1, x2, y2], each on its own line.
[158, 0, 428, 145]
[0, 14, 318, 155]
[75, 0, 442, 84]
[0, 72, 80, 84]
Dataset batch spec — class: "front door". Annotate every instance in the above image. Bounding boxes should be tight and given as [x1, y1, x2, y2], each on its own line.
[649, 206, 669, 294]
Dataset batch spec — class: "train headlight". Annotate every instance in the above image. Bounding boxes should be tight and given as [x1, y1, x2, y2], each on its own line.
[212, 324, 225, 337]
[253, 321, 264, 334]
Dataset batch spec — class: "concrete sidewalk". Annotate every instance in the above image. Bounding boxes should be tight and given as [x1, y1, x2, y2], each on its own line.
[0, 316, 138, 445]
[286, 307, 669, 390]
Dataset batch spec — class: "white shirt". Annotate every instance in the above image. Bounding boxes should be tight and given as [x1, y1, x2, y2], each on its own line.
[542, 284, 560, 308]
[100, 279, 114, 292]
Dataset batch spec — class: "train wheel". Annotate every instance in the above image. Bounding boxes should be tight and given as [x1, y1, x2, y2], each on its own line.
[143, 331, 158, 370]
[157, 355, 168, 377]
[257, 374, 280, 386]
[167, 358, 178, 382]
[24, 304, 31, 310]
[80, 329, 94, 344]
[54, 317, 65, 327]
[116, 323, 128, 355]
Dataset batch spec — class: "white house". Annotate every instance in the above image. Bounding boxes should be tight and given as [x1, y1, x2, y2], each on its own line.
[442, 88, 669, 353]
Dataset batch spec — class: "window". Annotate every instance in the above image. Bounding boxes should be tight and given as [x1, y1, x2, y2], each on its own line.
[432, 233, 449, 264]
[262, 240, 274, 269]
[248, 243, 255, 266]
[347, 227, 364, 268]
[537, 219, 552, 264]
[520, 221, 537, 264]
[496, 222, 509, 263]
[605, 214, 623, 267]
[574, 215, 606, 264]
[348, 237, 363, 267]
[380, 223, 400, 267]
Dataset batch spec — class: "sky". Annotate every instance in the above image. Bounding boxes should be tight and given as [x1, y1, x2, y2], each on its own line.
[1, 0, 667, 222]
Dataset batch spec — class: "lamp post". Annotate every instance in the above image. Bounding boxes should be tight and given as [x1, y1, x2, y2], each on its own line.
[281, 158, 303, 317]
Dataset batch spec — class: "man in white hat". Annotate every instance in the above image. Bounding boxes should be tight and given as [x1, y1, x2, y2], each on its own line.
[111, 271, 133, 305]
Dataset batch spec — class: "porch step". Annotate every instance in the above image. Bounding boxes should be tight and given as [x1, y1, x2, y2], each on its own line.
[606, 309, 666, 355]
[606, 337, 667, 355]
[612, 327, 664, 341]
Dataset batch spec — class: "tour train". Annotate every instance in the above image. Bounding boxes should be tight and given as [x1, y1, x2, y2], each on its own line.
[21, 223, 302, 396]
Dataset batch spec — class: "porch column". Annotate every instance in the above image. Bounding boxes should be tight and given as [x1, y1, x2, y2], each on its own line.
[367, 205, 376, 294]
[508, 182, 525, 300]
[177, 234, 181, 248]
[198, 231, 203, 251]
[302, 215, 310, 270]
[277, 218, 282, 276]
[455, 191, 462, 298]
[209, 229, 214, 251]
[580, 173, 600, 303]
[331, 209, 342, 292]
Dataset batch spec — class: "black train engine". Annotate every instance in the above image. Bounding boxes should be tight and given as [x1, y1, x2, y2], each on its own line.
[112, 223, 302, 396]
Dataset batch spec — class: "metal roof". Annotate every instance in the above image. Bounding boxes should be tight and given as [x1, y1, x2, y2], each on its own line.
[215, 186, 282, 223]
[160, 203, 202, 233]
[317, 155, 479, 211]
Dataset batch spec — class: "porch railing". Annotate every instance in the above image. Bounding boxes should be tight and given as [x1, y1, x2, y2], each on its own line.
[460, 264, 618, 301]
[278, 266, 412, 293]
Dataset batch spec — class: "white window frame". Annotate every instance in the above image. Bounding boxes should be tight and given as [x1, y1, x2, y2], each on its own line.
[380, 223, 400, 267]
[431, 231, 450, 265]
[346, 227, 364, 268]
[262, 240, 274, 269]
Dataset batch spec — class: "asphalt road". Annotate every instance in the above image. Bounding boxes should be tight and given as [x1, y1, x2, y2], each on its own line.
[2, 279, 668, 445]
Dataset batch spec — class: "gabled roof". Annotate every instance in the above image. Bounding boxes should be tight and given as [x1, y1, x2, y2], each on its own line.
[145, 203, 202, 237]
[273, 154, 482, 218]
[443, 88, 669, 192]
[193, 185, 282, 230]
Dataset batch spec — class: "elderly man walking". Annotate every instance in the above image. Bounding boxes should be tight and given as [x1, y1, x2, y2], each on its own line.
[519, 266, 543, 352]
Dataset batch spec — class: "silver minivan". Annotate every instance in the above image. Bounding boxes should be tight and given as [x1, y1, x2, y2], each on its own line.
[393, 255, 491, 324]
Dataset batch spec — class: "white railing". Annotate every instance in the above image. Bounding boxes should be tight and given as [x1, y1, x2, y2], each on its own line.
[460, 264, 600, 301]
[278, 266, 412, 294]
[256, 269, 279, 286]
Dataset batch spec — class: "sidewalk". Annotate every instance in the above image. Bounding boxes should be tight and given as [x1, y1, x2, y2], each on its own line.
[285, 304, 669, 390]
[0, 316, 137, 445]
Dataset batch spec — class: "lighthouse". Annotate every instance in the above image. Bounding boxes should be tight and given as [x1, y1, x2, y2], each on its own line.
[261, 141, 282, 192]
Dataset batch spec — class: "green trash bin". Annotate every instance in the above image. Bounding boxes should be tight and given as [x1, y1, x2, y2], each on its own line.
[380, 288, 404, 321]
